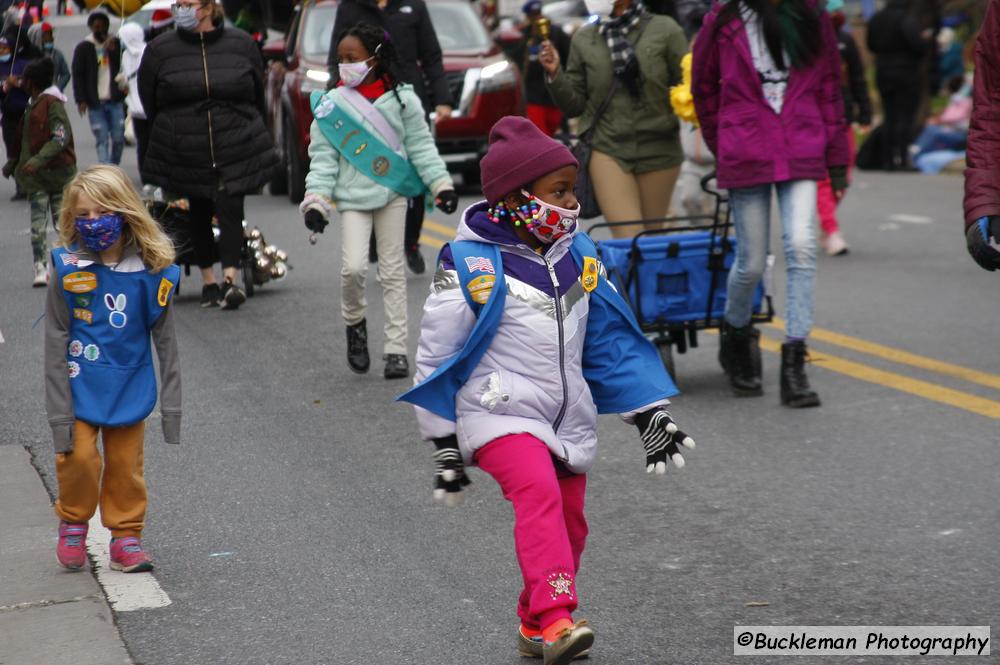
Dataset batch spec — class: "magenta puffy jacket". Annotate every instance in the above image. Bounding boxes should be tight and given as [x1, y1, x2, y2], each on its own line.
[691, 3, 849, 190]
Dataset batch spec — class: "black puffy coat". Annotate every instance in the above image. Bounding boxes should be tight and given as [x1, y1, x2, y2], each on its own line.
[138, 23, 277, 198]
[866, 0, 928, 79]
[326, 0, 450, 111]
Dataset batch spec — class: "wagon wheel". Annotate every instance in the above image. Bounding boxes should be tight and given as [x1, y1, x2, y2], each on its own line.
[242, 259, 256, 298]
[657, 340, 676, 382]
[750, 327, 762, 377]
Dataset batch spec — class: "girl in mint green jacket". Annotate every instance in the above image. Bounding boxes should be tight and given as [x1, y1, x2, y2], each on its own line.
[300, 24, 457, 380]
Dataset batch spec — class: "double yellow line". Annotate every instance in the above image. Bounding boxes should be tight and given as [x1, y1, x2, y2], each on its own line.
[419, 219, 456, 250]
[762, 318, 1000, 420]
[417, 218, 1000, 420]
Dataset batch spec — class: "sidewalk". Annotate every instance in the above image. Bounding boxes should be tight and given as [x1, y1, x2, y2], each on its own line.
[0, 446, 132, 665]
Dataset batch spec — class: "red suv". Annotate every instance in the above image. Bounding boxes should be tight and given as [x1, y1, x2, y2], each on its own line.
[264, 0, 525, 203]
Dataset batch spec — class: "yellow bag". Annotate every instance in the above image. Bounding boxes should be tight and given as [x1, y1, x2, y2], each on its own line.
[669, 53, 699, 127]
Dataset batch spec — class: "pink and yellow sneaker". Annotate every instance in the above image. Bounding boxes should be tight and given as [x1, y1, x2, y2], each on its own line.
[109, 537, 154, 573]
[56, 521, 89, 570]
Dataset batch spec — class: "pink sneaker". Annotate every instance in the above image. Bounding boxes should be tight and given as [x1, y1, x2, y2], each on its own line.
[57, 521, 89, 570]
[109, 537, 154, 573]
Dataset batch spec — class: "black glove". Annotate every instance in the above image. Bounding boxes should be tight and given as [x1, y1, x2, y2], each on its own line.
[634, 408, 695, 475]
[303, 209, 328, 234]
[966, 216, 1000, 271]
[432, 435, 470, 506]
[435, 189, 459, 214]
[828, 165, 848, 195]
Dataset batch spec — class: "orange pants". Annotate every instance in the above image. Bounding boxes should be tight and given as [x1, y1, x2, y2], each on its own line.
[54, 420, 147, 538]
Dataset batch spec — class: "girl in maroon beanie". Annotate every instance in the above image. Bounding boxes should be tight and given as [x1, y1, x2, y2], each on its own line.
[401, 116, 697, 664]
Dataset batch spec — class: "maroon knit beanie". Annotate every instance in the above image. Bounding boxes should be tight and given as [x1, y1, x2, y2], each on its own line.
[479, 116, 578, 206]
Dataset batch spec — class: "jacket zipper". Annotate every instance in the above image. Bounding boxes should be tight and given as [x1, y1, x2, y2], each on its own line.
[199, 33, 218, 170]
[545, 256, 569, 433]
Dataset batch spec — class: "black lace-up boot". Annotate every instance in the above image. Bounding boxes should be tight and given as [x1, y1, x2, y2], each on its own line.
[719, 322, 763, 396]
[780, 340, 821, 408]
[383, 354, 409, 379]
[346, 319, 370, 374]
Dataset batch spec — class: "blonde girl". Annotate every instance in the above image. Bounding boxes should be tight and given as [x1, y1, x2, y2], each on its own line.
[45, 165, 181, 573]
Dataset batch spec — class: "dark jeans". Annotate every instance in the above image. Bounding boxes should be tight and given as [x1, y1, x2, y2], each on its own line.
[188, 191, 245, 270]
[132, 117, 150, 174]
[1, 111, 22, 160]
[876, 73, 921, 170]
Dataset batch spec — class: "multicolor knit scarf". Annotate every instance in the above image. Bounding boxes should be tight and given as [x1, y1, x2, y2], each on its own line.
[600, 0, 647, 78]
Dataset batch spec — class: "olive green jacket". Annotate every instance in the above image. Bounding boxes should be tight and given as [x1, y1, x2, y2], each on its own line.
[546, 13, 687, 173]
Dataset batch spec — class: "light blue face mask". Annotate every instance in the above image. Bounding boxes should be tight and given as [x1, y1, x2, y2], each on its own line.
[0, 54, 10, 63]
[173, 4, 200, 30]
[825, 0, 844, 11]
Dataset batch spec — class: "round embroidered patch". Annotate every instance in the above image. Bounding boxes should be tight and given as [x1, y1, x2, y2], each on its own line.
[314, 96, 336, 119]
[67, 361, 80, 378]
[68, 340, 83, 357]
[372, 156, 390, 177]
[83, 344, 100, 362]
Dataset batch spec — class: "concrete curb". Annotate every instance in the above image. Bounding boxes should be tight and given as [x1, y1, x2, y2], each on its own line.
[0, 446, 133, 665]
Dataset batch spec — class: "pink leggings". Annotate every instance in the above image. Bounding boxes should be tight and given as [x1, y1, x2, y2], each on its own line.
[817, 129, 856, 235]
[475, 433, 588, 630]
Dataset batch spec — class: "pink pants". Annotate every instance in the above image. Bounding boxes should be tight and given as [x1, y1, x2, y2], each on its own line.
[817, 129, 856, 235]
[475, 433, 588, 630]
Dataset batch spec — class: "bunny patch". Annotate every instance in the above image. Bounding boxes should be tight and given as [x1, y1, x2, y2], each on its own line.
[105, 293, 128, 329]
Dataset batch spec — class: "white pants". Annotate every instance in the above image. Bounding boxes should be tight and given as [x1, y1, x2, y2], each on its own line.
[340, 196, 409, 355]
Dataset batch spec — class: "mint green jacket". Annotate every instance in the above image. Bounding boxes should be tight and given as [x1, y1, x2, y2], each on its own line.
[304, 83, 452, 212]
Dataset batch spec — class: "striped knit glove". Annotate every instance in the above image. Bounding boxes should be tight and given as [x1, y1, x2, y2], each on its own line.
[432, 435, 470, 506]
[634, 408, 695, 475]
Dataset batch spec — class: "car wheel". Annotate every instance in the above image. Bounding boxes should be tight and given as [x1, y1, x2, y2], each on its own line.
[285, 118, 306, 204]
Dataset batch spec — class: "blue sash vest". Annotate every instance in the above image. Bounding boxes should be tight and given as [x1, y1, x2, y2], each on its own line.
[52, 247, 180, 427]
[398, 233, 677, 421]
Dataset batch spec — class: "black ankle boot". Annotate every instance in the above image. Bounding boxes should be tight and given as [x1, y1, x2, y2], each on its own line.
[346, 320, 370, 374]
[719, 322, 763, 396]
[780, 341, 821, 408]
[383, 354, 409, 379]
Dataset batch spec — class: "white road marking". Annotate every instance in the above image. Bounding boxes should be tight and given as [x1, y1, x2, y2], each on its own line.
[87, 511, 172, 611]
[888, 213, 934, 224]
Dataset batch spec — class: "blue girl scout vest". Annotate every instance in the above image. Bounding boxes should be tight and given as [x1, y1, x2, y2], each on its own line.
[52, 247, 181, 427]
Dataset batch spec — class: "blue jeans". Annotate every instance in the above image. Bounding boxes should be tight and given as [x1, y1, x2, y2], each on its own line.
[912, 125, 967, 159]
[725, 180, 817, 340]
[89, 101, 125, 165]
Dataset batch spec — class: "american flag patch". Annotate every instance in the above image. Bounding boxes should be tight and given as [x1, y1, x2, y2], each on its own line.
[61, 253, 79, 266]
[464, 256, 495, 275]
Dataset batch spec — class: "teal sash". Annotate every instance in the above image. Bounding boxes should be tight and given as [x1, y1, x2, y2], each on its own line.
[309, 90, 427, 198]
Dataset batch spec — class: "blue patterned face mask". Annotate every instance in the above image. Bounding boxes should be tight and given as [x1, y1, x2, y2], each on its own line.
[75, 213, 125, 252]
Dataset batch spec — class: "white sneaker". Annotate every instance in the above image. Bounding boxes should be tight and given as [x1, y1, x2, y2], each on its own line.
[823, 232, 849, 256]
[32, 262, 48, 287]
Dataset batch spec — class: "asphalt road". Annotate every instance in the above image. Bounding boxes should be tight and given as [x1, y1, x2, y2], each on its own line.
[1, 15, 997, 665]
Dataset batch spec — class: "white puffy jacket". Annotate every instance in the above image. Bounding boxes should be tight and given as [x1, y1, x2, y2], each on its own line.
[412, 202, 666, 473]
